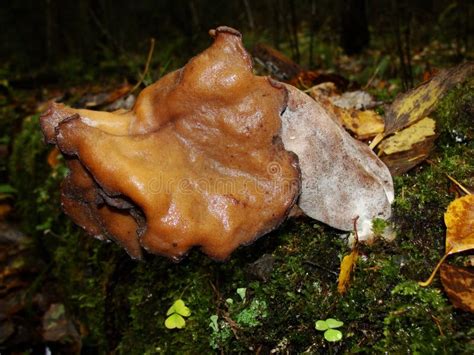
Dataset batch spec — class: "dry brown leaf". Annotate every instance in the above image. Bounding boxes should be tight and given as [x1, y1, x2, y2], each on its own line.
[47, 147, 61, 168]
[445, 194, 474, 254]
[383, 62, 474, 135]
[440, 263, 474, 313]
[307, 82, 339, 101]
[378, 117, 436, 155]
[337, 248, 359, 294]
[381, 135, 437, 176]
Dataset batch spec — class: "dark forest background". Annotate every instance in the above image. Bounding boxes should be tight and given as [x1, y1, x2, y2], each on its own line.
[1, 0, 472, 87]
[0, 1, 473, 354]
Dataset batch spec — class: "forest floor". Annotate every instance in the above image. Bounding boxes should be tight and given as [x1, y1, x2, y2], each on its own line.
[1, 33, 473, 354]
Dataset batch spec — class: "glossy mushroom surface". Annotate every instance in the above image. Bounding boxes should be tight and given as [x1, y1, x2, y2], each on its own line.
[41, 26, 300, 261]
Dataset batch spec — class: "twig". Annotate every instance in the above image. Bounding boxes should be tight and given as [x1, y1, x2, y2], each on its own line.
[446, 174, 471, 195]
[130, 38, 156, 93]
[302, 260, 338, 277]
[352, 215, 360, 245]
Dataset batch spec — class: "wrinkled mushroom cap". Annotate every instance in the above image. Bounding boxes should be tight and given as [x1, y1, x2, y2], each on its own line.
[41, 26, 300, 261]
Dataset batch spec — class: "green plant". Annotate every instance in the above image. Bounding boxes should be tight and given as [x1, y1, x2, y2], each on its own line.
[165, 299, 191, 329]
[315, 318, 344, 342]
[371, 218, 389, 237]
[209, 314, 233, 350]
[236, 287, 246, 302]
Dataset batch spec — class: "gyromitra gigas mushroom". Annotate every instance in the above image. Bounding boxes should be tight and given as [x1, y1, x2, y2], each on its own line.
[41, 26, 301, 261]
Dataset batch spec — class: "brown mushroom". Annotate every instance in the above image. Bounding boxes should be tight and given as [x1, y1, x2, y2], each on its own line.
[41, 26, 300, 261]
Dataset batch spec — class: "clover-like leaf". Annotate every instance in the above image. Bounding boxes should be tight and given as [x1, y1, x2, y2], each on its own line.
[165, 313, 186, 329]
[315, 320, 329, 331]
[324, 329, 343, 342]
[326, 318, 344, 329]
[166, 299, 191, 317]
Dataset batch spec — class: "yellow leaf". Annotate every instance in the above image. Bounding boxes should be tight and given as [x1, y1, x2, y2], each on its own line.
[383, 62, 474, 135]
[337, 248, 359, 294]
[445, 194, 474, 254]
[340, 109, 385, 140]
[419, 194, 474, 287]
[378, 117, 436, 155]
[315, 97, 384, 140]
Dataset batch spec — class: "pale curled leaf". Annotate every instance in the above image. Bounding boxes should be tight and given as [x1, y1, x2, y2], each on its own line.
[281, 84, 394, 236]
[378, 117, 436, 155]
[330, 90, 375, 110]
[384, 62, 474, 135]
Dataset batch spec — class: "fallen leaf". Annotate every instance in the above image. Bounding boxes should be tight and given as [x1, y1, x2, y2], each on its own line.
[378, 117, 436, 155]
[342, 109, 385, 140]
[440, 263, 474, 313]
[445, 194, 474, 255]
[383, 62, 474, 135]
[281, 84, 394, 238]
[307, 82, 339, 102]
[337, 248, 359, 294]
[419, 194, 474, 287]
[381, 135, 437, 176]
[307, 86, 384, 139]
[330, 90, 375, 110]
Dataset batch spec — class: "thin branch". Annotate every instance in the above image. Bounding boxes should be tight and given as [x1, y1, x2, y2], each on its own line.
[130, 38, 156, 93]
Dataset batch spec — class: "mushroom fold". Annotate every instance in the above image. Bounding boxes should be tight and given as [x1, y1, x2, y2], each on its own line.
[41, 27, 301, 261]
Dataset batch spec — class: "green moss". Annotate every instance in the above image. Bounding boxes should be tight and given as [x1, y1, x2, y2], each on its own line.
[5, 73, 473, 353]
[374, 281, 458, 354]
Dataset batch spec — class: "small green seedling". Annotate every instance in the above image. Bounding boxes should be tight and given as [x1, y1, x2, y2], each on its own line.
[209, 314, 219, 332]
[315, 318, 344, 342]
[165, 299, 191, 329]
[236, 287, 246, 302]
